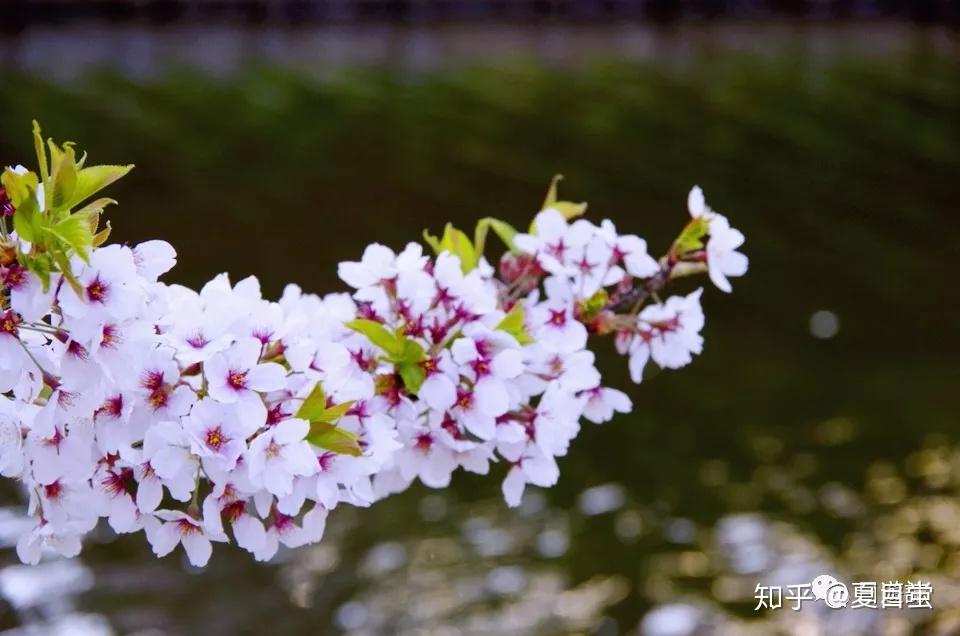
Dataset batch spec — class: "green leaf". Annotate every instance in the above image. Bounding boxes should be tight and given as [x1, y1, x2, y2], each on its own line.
[75, 197, 116, 246]
[295, 383, 328, 421]
[347, 320, 429, 392]
[45, 213, 94, 263]
[11, 192, 39, 243]
[496, 304, 525, 333]
[440, 223, 477, 273]
[46, 138, 64, 168]
[673, 216, 710, 255]
[553, 201, 588, 220]
[307, 422, 362, 457]
[542, 174, 563, 209]
[473, 221, 490, 259]
[2, 167, 39, 209]
[48, 143, 79, 212]
[345, 318, 402, 356]
[488, 219, 518, 251]
[395, 338, 427, 393]
[32, 121, 48, 184]
[20, 252, 53, 292]
[475, 217, 519, 256]
[92, 221, 112, 248]
[496, 304, 535, 345]
[397, 360, 426, 393]
[422, 229, 442, 254]
[345, 317, 431, 394]
[578, 289, 609, 322]
[296, 382, 355, 426]
[424, 223, 478, 271]
[67, 164, 133, 209]
[315, 400, 354, 423]
[74, 197, 116, 218]
[398, 338, 425, 362]
[541, 174, 587, 221]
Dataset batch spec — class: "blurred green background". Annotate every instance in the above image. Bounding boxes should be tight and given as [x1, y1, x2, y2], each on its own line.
[0, 19, 958, 636]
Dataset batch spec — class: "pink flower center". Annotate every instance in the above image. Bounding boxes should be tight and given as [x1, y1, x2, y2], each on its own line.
[357, 302, 379, 321]
[471, 357, 491, 378]
[0, 311, 19, 337]
[205, 426, 227, 451]
[223, 501, 246, 523]
[415, 433, 433, 452]
[227, 370, 248, 390]
[273, 512, 295, 533]
[141, 369, 165, 393]
[101, 324, 120, 349]
[441, 413, 464, 440]
[611, 245, 627, 264]
[265, 439, 282, 458]
[266, 403, 287, 426]
[404, 316, 425, 338]
[186, 333, 208, 349]
[548, 355, 564, 374]
[43, 428, 64, 449]
[56, 390, 75, 409]
[149, 388, 170, 410]
[548, 310, 567, 327]
[44, 480, 64, 500]
[102, 469, 132, 497]
[86, 276, 108, 303]
[318, 452, 336, 472]
[420, 357, 439, 376]
[650, 316, 681, 334]
[547, 239, 567, 260]
[351, 349, 376, 372]
[455, 388, 474, 410]
[434, 286, 453, 306]
[2, 265, 25, 289]
[96, 395, 124, 419]
[67, 340, 89, 361]
[176, 519, 202, 535]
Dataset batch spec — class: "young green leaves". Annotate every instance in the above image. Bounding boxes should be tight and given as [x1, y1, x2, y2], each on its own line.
[495, 303, 534, 345]
[474, 217, 518, 257]
[423, 223, 476, 273]
[2, 122, 133, 292]
[345, 319, 428, 393]
[540, 174, 587, 222]
[423, 217, 519, 274]
[296, 383, 361, 457]
[577, 289, 610, 323]
[3, 168, 39, 241]
[420, 174, 587, 273]
[671, 216, 711, 257]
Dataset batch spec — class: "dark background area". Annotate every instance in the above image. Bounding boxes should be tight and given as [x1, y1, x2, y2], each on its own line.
[0, 8, 958, 636]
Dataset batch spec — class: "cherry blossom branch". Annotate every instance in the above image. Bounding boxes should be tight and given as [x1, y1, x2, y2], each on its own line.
[0, 124, 747, 567]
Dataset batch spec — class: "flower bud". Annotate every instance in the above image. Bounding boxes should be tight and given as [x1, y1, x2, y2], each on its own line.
[498, 252, 542, 295]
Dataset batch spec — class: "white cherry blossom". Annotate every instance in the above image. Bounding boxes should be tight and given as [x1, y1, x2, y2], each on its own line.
[688, 186, 748, 292]
[147, 510, 227, 567]
[245, 418, 317, 497]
